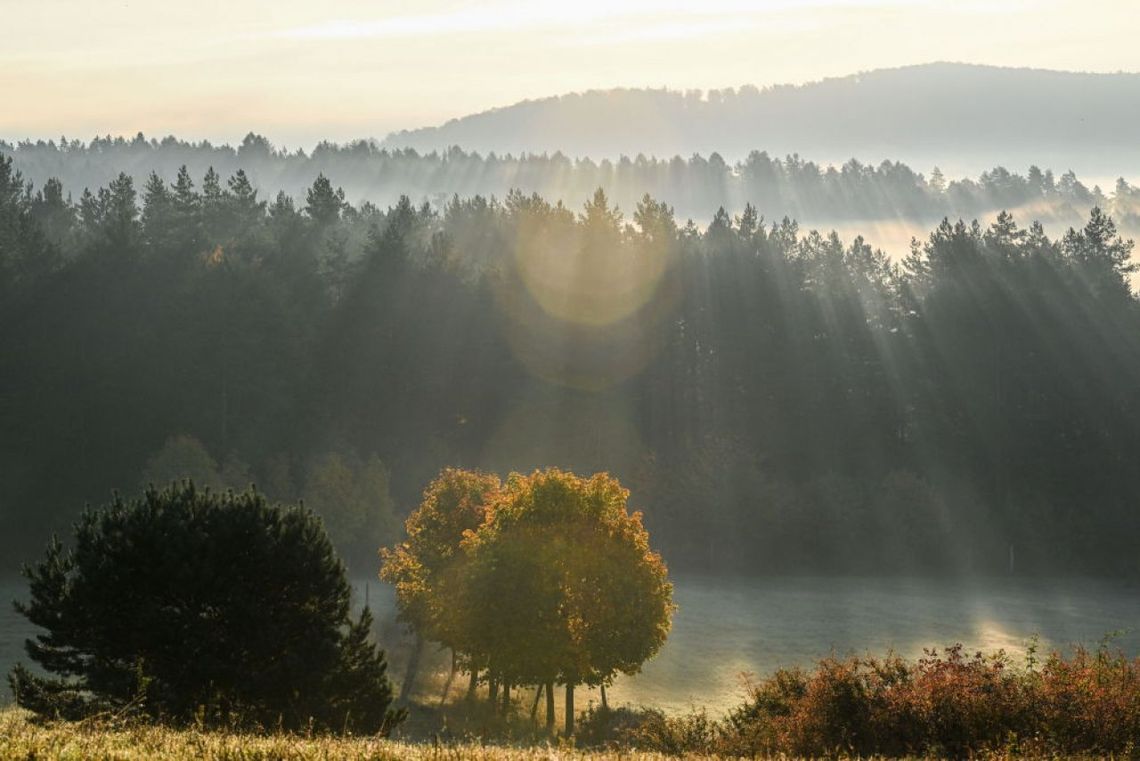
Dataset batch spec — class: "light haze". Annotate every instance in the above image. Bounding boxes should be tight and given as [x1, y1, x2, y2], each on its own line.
[1, 0, 1135, 146]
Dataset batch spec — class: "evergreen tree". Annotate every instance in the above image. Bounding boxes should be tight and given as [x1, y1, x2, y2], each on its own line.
[305, 173, 346, 227]
[9, 482, 405, 734]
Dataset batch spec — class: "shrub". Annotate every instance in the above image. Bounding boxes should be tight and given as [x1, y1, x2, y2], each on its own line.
[1034, 644, 1140, 754]
[604, 644, 1140, 757]
[713, 644, 1140, 757]
[8, 482, 406, 734]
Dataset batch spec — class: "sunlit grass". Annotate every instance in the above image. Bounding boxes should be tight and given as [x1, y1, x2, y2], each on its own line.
[0, 706, 1119, 760]
[0, 707, 723, 761]
[0, 709, 891, 761]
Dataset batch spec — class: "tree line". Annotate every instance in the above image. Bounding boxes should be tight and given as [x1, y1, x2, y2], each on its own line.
[4, 134, 1138, 229]
[1, 154, 1138, 575]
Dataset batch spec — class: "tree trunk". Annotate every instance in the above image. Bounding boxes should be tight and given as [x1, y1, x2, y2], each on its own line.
[398, 633, 424, 703]
[545, 681, 555, 732]
[488, 675, 499, 705]
[601, 683, 608, 710]
[439, 649, 457, 706]
[501, 682, 511, 714]
[564, 684, 575, 735]
[530, 683, 543, 722]
[466, 668, 479, 702]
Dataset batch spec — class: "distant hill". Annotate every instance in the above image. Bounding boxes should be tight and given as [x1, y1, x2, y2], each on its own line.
[382, 63, 1140, 179]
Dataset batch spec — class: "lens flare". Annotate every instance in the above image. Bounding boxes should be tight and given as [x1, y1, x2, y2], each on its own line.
[493, 197, 682, 389]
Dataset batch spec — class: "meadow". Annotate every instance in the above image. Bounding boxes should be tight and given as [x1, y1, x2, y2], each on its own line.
[0, 708, 709, 761]
[6, 573, 1140, 759]
[0, 709, 1116, 761]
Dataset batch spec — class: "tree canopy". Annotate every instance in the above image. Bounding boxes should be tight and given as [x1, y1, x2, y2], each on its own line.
[1, 155, 1139, 577]
[384, 467, 674, 734]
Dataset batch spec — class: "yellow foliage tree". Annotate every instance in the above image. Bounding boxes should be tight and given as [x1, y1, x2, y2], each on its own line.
[380, 467, 501, 700]
[461, 468, 674, 734]
[381, 466, 673, 732]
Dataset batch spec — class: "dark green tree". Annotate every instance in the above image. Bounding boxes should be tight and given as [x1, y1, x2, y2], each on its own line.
[305, 173, 346, 227]
[9, 482, 406, 734]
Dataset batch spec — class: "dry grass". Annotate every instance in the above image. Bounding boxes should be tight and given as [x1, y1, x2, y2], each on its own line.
[2, 707, 1115, 760]
[0, 708, 729, 761]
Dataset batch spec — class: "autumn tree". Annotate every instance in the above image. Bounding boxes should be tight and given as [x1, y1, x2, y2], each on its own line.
[380, 467, 501, 701]
[461, 468, 674, 734]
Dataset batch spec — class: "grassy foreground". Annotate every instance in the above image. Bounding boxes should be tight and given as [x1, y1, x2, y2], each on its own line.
[0, 708, 722, 761]
[0, 708, 1118, 761]
[6, 643, 1139, 760]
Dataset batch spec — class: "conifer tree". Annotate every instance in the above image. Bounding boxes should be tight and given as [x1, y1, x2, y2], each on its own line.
[9, 482, 405, 734]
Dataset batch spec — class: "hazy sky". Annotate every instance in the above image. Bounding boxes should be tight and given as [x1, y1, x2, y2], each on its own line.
[1, 0, 1134, 148]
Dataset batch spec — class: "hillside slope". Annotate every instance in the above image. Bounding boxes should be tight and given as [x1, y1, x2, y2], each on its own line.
[383, 63, 1140, 177]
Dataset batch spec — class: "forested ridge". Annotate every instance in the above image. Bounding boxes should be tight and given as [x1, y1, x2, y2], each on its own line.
[5, 134, 1139, 233]
[1, 154, 1138, 576]
[380, 64, 1140, 175]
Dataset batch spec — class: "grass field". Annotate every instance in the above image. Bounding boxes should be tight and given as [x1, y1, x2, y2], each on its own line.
[0, 708, 724, 761]
[0, 708, 1116, 761]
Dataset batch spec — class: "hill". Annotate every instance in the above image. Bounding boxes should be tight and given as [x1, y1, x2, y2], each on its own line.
[382, 63, 1140, 178]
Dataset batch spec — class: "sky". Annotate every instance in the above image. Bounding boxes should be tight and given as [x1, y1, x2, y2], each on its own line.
[1, 0, 1135, 148]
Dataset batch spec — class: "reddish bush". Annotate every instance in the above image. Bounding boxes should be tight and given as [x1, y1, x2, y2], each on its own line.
[1034, 645, 1140, 753]
[630, 643, 1140, 757]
